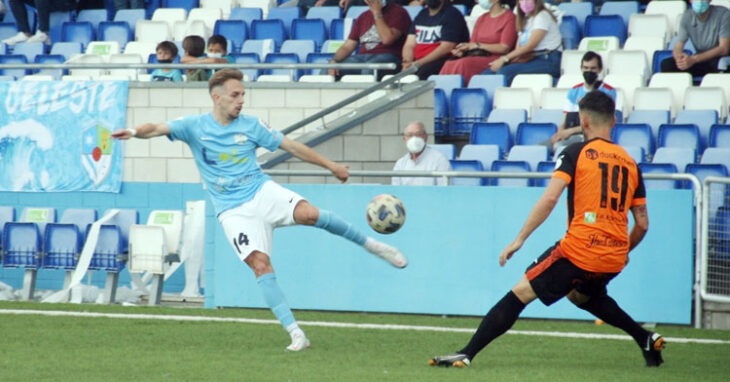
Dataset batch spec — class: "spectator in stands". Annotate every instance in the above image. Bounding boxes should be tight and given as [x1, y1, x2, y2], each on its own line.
[1, 0, 78, 45]
[295, 0, 340, 16]
[660, 0, 730, 78]
[550, 51, 616, 153]
[114, 0, 143, 10]
[438, 0, 516, 85]
[392, 121, 452, 186]
[480, 0, 562, 86]
[181, 35, 210, 82]
[151, 41, 183, 82]
[328, 0, 412, 80]
[205, 35, 235, 68]
[401, 0, 470, 80]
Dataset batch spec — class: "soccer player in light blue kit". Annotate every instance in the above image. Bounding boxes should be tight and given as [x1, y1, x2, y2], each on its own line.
[112, 69, 408, 351]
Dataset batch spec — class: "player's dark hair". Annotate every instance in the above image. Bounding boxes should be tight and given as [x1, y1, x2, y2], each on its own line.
[581, 51, 603, 70]
[156, 41, 178, 57]
[209, 68, 243, 93]
[578, 91, 615, 125]
[183, 35, 205, 57]
[207, 35, 227, 52]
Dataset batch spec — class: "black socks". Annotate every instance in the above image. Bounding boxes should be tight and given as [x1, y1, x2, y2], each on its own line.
[460, 291, 526, 360]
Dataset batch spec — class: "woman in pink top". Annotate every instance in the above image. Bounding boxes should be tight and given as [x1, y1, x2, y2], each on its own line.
[439, 0, 517, 84]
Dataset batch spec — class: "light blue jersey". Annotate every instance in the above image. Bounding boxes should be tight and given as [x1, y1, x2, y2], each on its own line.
[168, 113, 283, 215]
[563, 81, 617, 113]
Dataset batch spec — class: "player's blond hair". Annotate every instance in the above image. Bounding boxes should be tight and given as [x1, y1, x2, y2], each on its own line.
[208, 69, 243, 93]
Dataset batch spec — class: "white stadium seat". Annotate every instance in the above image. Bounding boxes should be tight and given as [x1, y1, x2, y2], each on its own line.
[135, 20, 170, 43]
[645, 0, 686, 35]
[21, 74, 54, 81]
[67, 53, 103, 78]
[200, 0, 233, 18]
[174, 19, 209, 41]
[511, 74, 553, 109]
[187, 7, 223, 35]
[85, 41, 121, 60]
[540, 88, 569, 110]
[603, 74, 644, 112]
[608, 50, 649, 82]
[628, 14, 670, 45]
[623, 37, 665, 70]
[578, 37, 620, 63]
[701, 74, 730, 109]
[633, 87, 672, 114]
[340, 74, 376, 83]
[556, 73, 583, 89]
[684, 87, 728, 120]
[560, 49, 587, 75]
[151, 8, 187, 35]
[299, 74, 335, 83]
[256, 74, 293, 82]
[494, 87, 534, 117]
[124, 41, 157, 58]
[108, 53, 144, 80]
[649, 72, 692, 117]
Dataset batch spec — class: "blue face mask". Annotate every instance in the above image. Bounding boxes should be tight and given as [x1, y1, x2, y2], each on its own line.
[478, 0, 493, 11]
[692, 0, 710, 14]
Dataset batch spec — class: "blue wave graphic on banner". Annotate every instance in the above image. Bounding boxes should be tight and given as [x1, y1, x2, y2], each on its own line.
[0, 81, 127, 192]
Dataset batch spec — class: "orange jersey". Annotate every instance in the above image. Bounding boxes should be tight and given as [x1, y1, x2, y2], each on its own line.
[553, 138, 647, 273]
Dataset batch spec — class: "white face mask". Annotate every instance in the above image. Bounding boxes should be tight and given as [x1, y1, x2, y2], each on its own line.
[478, 0, 493, 10]
[406, 136, 426, 154]
[208, 52, 223, 58]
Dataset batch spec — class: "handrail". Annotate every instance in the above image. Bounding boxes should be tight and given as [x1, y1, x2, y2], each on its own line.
[0, 62, 398, 70]
[700, 176, 730, 308]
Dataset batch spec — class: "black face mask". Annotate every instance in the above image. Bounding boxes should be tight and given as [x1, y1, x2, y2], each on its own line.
[426, 0, 442, 9]
[158, 59, 173, 64]
[582, 71, 599, 85]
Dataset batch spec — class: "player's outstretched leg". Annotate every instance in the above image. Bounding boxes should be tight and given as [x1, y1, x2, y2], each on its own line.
[312, 208, 407, 268]
[574, 294, 665, 366]
[257, 272, 310, 351]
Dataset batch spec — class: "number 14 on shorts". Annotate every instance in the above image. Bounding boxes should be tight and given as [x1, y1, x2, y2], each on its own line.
[232, 232, 249, 254]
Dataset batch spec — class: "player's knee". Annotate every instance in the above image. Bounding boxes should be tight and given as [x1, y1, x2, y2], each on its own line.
[294, 201, 319, 225]
[567, 290, 590, 306]
[245, 252, 273, 276]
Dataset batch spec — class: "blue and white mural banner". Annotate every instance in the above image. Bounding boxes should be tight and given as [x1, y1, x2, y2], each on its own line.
[0, 81, 127, 192]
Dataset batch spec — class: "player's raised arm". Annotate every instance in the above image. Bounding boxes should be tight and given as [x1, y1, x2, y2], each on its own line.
[499, 177, 567, 266]
[111, 122, 171, 140]
[279, 136, 349, 182]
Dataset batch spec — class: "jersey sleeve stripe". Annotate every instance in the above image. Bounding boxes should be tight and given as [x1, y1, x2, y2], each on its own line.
[553, 170, 572, 184]
[631, 197, 646, 207]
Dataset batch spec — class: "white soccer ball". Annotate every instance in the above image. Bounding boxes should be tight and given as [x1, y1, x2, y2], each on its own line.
[366, 194, 406, 234]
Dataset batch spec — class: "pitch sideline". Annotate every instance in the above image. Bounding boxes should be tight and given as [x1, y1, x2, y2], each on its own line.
[1, 308, 728, 345]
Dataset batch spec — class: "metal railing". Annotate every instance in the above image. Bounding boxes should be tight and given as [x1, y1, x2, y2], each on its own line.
[701, 177, 730, 308]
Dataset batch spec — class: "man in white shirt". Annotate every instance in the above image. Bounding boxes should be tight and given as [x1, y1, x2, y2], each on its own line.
[392, 121, 452, 185]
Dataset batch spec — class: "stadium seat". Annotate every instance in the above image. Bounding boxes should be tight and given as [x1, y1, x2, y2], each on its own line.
[405, 5, 423, 21]
[627, 14, 670, 46]
[434, 88, 449, 136]
[124, 41, 157, 60]
[449, 160, 486, 186]
[20, 207, 56, 234]
[622, 146, 645, 163]
[470, 122, 512, 157]
[626, 110, 670, 139]
[345, 6, 368, 19]
[108, 53, 143, 80]
[532, 108, 564, 127]
[507, 145, 548, 172]
[1, 222, 42, 299]
[700, 74, 730, 110]
[652, 147, 696, 174]
[264, 52, 300, 80]
[291, 18, 327, 51]
[329, 18, 353, 40]
[66, 53, 103, 78]
[0, 206, 15, 251]
[560, 49, 587, 76]
[607, 50, 649, 81]
[645, 0, 686, 35]
[128, 211, 183, 280]
[685, 163, 728, 187]
[675, 110, 718, 148]
[558, 2, 593, 31]
[135, 20, 170, 43]
[578, 37, 620, 63]
[231, 52, 261, 81]
[684, 87, 728, 120]
[305, 51, 333, 74]
[651, 49, 691, 75]
[428, 74, 463, 102]
[13, 42, 44, 63]
[584, 15, 626, 46]
[0, 22, 19, 42]
[710, 124, 730, 148]
[493, 88, 534, 118]
[533, 161, 556, 187]
[451, 88, 489, 135]
[152, 8, 187, 36]
[510, 74, 553, 108]
[648, 72, 692, 117]
[229, 7, 263, 34]
[612, 123, 654, 157]
[99, 21, 132, 49]
[599, 1, 639, 30]
[43, 213, 89, 270]
[281, 38, 315, 63]
[516, 123, 557, 146]
[298, 74, 334, 83]
[62, 22, 95, 49]
[306, 6, 341, 31]
[556, 73, 583, 89]
[241, 39, 275, 61]
[49, 11, 73, 44]
[431, 143, 455, 160]
[487, 108, 527, 138]
[0, 55, 29, 78]
[89, 224, 124, 273]
[251, 19, 287, 50]
[188, 7, 223, 35]
[267, 7, 300, 37]
[491, 160, 531, 187]
[321, 39, 345, 53]
[458, 144, 500, 172]
[633, 88, 673, 117]
[214, 20, 247, 53]
[667, 35, 697, 54]
[467, 74, 505, 109]
[50, 42, 82, 61]
[701, 148, 730, 174]
[164, 0, 200, 11]
[33, 54, 65, 80]
[87, 41, 121, 57]
[113, 8, 146, 32]
[560, 15, 581, 50]
[200, 0, 233, 18]
[639, 162, 680, 189]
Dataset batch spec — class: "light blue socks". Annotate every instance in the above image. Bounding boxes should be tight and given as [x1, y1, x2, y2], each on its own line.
[257, 273, 297, 332]
[314, 209, 366, 246]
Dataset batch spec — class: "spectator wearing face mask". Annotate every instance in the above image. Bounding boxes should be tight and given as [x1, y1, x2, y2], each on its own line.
[401, 0, 470, 80]
[392, 121, 452, 186]
[150, 41, 183, 82]
[550, 51, 616, 153]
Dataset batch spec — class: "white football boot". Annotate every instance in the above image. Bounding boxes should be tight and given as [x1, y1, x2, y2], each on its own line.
[286, 330, 310, 352]
[364, 238, 408, 268]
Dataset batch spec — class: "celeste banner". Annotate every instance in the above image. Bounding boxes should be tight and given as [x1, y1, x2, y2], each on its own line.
[0, 81, 127, 192]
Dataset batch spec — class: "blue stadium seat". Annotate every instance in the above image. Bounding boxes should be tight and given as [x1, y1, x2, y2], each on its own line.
[404, 5, 423, 21]
[612, 123, 654, 158]
[214, 20, 248, 53]
[470, 122, 511, 157]
[652, 49, 692, 74]
[61, 22, 95, 49]
[431, 143, 455, 160]
[0, 206, 15, 251]
[491, 160, 531, 187]
[345, 6, 368, 19]
[0, 42, 6, 55]
[292, 18, 328, 51]
[626, 110, 670, 139]
[623, 146, 645, 164]
[76, 9, 109, 35]
[531, 109, 564, 127]
[584, 15, 626, 45]
[558, 2, 593, 31]
[0, 54, 29, 78]
[267, 7, 301, 37]
[559, 15, 581, 50]
[49, 11, 73, 44]
[99, 21, 132, 49]
[434, 88, 449, 136]
[13, 42, 45, 63]
[43, 224, 82, 269]
[428, 74, 463, 102]
[467, 74, 505, 110]
[652, 147, 696, 175]
[658, 124, 701, 153]
[710, 124, 730, 148]
[264, 53, 301, 80]
[700, 148, 730, 174]
[674, 110, 718, 149]
[685, 163, 728, 189]
[163, 0, 199, 11]
[599, 1, 639, 29]
[241, 39, 276, 61]
[230, 7, 263, 35]
[449, 160, 487, 186]
[639, 162, 680, 189]
[516, 123, 557, 146]
[101, 209, 138, 253]
[305, 52, 333, 74]
[451, 88, 489, 135]
[507, 145, 548, 171]
[145, 0, 161, 19]
[251, 19, 287, 50]
[534, 161, 556, 187]
[3, 3, 36, 34]
[230, 52, 261, 81]
[487, 108, 527, 138]
[113, 8, 146, 32]
[2, 222, 41, 268]
[668, 35, 696, 54]
[147, 52, 181, 73]
[281, 39, 315, 62]
[711, 206, 730, 257]
[458, 144, 500, 173]
[453, 4, 467, 15]
[90, 225, 124, 272]
[34, 54, 65, 79]
[330, 18, 349, 40]
[0, 22, 18, 41]
[306, 6, 341, 31]
[60, 208, 98, 235]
